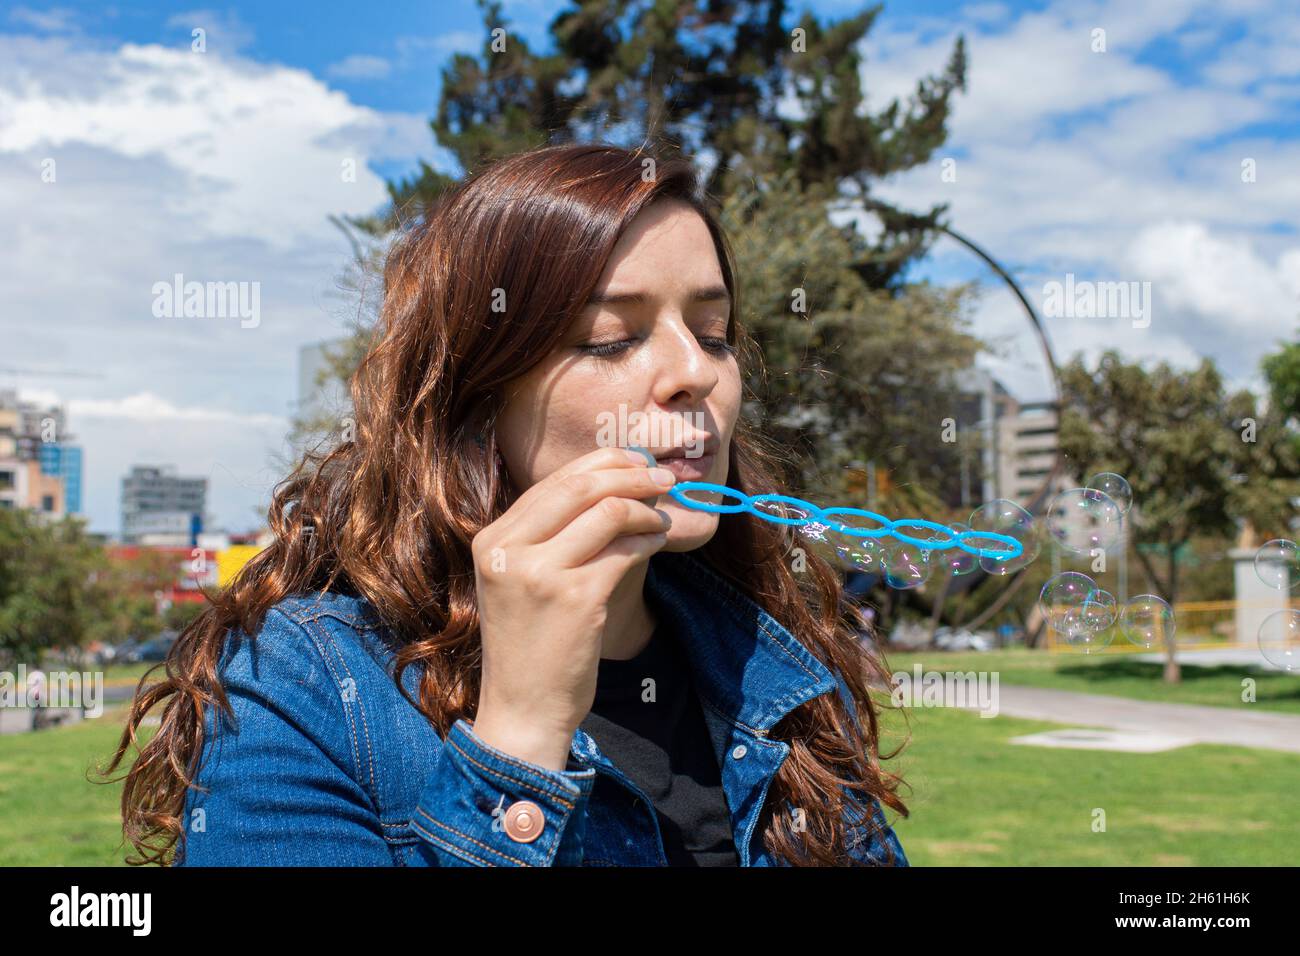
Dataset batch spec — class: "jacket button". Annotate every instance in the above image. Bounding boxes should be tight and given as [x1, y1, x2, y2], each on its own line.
[731, 745, 748, 759]
[503, 800, 545, 843]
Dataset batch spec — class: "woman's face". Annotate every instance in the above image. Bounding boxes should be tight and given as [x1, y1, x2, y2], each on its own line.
[496, 198, 742, 551]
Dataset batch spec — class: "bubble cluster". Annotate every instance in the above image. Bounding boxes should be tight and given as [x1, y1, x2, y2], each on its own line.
[1038, 572, 1116, 652]
[1039, 573, 1172, 653]
[1257, 610, 1300, 672]
[1254, 539, 1299, 591]
[1045, 487, 1123, 554]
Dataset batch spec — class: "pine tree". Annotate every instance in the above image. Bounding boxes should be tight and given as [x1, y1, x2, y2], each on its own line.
[357, 0, 966, 290]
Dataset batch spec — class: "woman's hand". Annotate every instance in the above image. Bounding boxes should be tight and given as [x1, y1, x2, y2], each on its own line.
[469, 446, 677, 771]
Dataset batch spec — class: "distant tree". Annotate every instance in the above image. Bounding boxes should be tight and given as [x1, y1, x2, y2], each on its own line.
[1057, 349, 1300, 682]
[1261, 337, 1300, 425]
[719, 167, 985, 512]
[0, 511, 102, 668]
[163, 600, 206, 633]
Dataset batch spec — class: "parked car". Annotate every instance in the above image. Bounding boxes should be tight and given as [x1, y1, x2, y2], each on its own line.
[934, 627, 993, 652]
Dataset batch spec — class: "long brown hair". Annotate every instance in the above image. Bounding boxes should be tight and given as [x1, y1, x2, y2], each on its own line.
[103, 141, 908, 866]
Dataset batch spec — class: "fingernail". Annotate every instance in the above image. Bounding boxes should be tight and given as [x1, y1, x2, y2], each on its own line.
[649, 467, 676, 486]
[625, 445, 656, 467]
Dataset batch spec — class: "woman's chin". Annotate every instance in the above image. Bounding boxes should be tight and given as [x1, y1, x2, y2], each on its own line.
[659, 503, 720, 552]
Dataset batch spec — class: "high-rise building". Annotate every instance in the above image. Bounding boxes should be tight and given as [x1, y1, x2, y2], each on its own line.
[297, 340, 351, 431]
[995, 401, 1075, 509]
[121, 465, 208, 546]
[39, 443, 82, 513]
[952, 369, 1074, 512]
[0, 389, 82, 518]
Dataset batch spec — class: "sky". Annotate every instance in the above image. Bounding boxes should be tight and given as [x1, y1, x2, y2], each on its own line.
[1, 0, 1297, 536]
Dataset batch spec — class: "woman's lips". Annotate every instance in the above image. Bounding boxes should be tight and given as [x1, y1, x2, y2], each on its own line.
[656, 452, 714, 481]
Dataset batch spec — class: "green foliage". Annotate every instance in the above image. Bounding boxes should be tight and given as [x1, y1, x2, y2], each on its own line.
[356, 0, 967, 290]
[1261, 337, 1300, 424]
[0, 509, 176, 668]
[163, 600, 206, 632]
[719, 168, 985, 512]
[0, 510, 102, 668]
[1057, 349, 1300, 603]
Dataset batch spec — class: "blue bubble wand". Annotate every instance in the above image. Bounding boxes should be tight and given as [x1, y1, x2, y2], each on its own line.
[666, 481, 1024, 561]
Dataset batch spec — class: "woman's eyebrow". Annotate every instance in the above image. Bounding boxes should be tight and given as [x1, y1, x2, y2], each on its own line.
[583, 285, 731, 308]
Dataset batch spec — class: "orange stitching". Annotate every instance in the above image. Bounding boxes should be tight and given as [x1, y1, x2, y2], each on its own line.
[447, 735, 579, 810]
[411, 819, 494, 866]
[300, 617, 367, 791]
[318, 623, 377, 794]
[415, 809, 532, 866]
[454, 722, 593, 787]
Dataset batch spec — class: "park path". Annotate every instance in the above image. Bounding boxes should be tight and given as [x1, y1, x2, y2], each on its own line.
[952, 685, 1300, 754]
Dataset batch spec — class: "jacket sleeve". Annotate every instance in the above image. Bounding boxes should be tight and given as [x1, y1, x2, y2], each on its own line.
[175, 609, 595, 867]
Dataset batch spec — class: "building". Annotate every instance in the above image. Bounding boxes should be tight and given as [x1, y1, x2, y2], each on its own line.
[121, 465, 208, 546]
[38, 443, 82, 513]
[297, 339, 351, 431]
[953, 367, 1019, 508]
[995, 400, 1075, 509]
[953, 369, 1074, 512]
[0, 389, 83, 518]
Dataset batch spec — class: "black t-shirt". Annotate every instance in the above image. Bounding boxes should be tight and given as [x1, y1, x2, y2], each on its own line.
[578, 621, 740, 867]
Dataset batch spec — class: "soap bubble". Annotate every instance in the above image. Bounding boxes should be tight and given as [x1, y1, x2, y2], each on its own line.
[1060, 620, 1116, 654]
[1039, 572, 1099, 637]
[1254, 539, 1300, 591]
[831, 535, 886, 574]
[1086, 472, 1132, 516]
[824, 508, 888, 574]
[882, 540, 932, 589]
[968, 499, 1041, 575]
[1258, 610, 1300, 672]
[750, 495, 815, 524]
[1082, 588, 1118, 632]
[1045, 488, 1122, 554]
[1119, 595, 1175, 649]
[940, 522, 980, 577]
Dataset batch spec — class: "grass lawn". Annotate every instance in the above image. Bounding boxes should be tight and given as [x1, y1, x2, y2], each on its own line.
[880, 647, 1300, 714]
[3, 696, 1297, 866]
[880, 705, 1300, 865]
[100, 662, 166, 687]
[0, 703, 154, 866]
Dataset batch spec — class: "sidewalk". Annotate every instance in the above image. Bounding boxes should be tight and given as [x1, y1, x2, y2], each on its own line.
[953, 685, 1300, 754]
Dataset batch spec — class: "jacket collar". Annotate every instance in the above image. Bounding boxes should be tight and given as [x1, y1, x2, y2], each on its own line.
[643, 550, 838, 736]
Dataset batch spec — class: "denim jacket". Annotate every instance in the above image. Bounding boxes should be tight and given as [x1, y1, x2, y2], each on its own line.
[174, 550, 908, 867]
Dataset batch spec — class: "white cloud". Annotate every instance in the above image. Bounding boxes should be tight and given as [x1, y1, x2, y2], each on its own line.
[0, 33, 432, 534]
[163, 8, 255, 54]
[851, 0, 1300, 397]
[327, 54, 393, 80]
[1127, 221, 1300, 342]
[8, 6, 78, 33]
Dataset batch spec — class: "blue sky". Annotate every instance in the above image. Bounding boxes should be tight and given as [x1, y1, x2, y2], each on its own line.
[2, 0, 1298, 535]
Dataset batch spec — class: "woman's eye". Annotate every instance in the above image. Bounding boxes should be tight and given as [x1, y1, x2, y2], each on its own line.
[700, 336, 737, 356]
[577, 338, 636, 357]
[576, 335, 735, 358]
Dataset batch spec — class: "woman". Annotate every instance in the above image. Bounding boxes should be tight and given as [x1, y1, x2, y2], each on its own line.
[106, 142, 909, 866]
